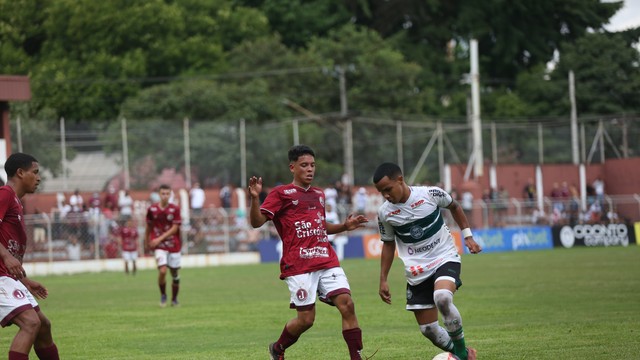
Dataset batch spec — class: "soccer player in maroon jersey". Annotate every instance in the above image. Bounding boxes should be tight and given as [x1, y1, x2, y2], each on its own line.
[248, 145, 370, 360]
[117, 218, 139, 275]
[144, 184, 182, 307]
[0, 153, 59, 360]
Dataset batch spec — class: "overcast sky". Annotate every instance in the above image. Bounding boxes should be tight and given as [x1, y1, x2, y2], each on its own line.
[605, 0, 640, 31]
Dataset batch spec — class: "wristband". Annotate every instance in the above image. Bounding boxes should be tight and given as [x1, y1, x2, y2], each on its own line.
[462, 228, 473, 238]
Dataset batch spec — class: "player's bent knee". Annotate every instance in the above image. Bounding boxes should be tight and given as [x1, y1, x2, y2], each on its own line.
[433, 289, 453, 314]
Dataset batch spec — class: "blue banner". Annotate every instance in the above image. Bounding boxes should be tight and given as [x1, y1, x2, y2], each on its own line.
[468, 227, 553, 253]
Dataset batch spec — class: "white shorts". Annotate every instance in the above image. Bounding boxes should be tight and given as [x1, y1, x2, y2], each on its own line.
[154, 249, 181, 269]
[122, 251, 138, 262]
[0, 277, 39, 327]
[285, 267, 351, 309]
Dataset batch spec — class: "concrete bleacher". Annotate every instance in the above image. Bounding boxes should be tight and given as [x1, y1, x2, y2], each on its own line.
[39, 151, 122, 192]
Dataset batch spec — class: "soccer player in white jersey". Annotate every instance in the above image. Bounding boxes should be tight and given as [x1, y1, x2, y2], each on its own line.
[373, 162, 481, 360]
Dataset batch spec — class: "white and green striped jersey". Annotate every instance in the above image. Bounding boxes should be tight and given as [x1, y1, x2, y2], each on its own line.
[377, 186, 461, 285]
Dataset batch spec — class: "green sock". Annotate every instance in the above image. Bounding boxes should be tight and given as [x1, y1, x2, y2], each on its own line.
[448, 328, 468, 359]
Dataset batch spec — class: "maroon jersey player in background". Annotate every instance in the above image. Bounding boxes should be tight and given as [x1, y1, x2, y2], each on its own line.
[117, 218, 139, 275]
[0, 153, 59, 360]
[144, 184, 182, 307]
[248, 145, 371, 360]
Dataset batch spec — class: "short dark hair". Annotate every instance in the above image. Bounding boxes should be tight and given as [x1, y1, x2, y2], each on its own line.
[373, 162, 403, 183]
[5, 153, 38, 178]
[159, 184, 171, 191]
[288, 144, 315, 162]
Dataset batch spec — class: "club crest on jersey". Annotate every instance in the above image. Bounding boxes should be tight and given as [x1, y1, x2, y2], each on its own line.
[167, 214, 174, 221]
[296, 288, 308, 301]
[410, 225, 424, 239]
[13, 289, 26, 299]
[292, 200, 299, 206]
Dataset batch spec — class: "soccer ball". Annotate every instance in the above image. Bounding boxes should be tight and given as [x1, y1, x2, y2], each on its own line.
[432, 352, 459, 360]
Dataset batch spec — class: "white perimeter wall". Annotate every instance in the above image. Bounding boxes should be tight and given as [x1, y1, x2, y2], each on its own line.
[24, 252, 261, 276]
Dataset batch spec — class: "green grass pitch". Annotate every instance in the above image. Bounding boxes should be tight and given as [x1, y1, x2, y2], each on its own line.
[2, 246, 638, 359]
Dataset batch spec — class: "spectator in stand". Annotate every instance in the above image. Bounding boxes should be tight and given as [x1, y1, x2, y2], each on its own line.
[66, 234, 81, 261]
[523, 178, 536, 205]
[88, 192, 101, 216]
[593, 176, 605, 206]
[354, 187, 367, 215]
[189, 182, 206, 215]
[69, 189, 84, 213]
[568, 184, 581, 225]
[337, 181, 352, 220]
[118, 190, 133, 221]
[103, 185, 118, 212]
[324, 182, 339, 209]
[550, 182, 564, 214]
[220, 182, 232, 209]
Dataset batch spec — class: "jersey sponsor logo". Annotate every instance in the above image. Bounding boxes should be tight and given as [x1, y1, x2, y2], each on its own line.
[411, 199, 425, 208]
[12, 289, 26, 300]
[377, 221, 386, 235]
[387, 209, 401, 217]
[294, 220, 325, 238]
[406, 237, 441, 255]
[299, 246, 329, 259]
[284, 188, 297, 195]
[429, 188, 448, 198]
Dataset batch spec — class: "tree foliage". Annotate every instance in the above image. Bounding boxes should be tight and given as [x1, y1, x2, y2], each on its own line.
[2, 0, 639, 187]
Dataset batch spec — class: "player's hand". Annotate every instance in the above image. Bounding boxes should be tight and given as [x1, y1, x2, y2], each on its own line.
[22, 278, 48, 299]
[379, 281, 392, 305]
[1, 253, 26, 279]
[464, 237, 482, 254]
[247, 176, 263, 199]
[344, 214, 368, 231]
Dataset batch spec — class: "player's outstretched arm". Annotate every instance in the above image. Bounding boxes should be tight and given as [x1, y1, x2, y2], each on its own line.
[326, 214, 368, 234]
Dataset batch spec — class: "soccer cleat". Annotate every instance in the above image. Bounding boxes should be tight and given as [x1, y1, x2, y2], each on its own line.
[171, 299, 179, 307]
[159, 294, 167, 308]
[465, 347, 477, 360]
[268, 342, 285, 360]
[359, 348, 379, 359]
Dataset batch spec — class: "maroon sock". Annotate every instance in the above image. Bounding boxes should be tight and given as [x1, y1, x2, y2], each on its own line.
[35, 343, 59, 360]
[8, 351, 29, 360]
[159, 283, 166, 296]
[171, 284, 179, 301]
[342, 327, 363, 360]
[274, 325, 299, 353]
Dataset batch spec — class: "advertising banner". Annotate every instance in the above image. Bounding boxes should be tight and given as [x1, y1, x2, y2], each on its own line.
[468, 227, 553, 253]
[552, 223, 637, 248]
